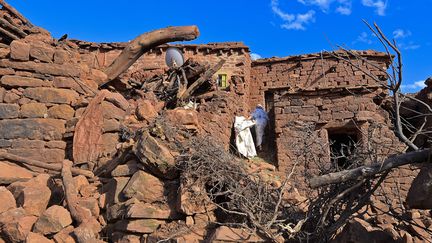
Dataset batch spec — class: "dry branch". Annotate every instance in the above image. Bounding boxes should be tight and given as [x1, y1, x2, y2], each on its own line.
[177, 136, 297, 242]
[133, 58, 219, 108]
[309, 149, 430, 188]
[0, 151, 94, 178]
[61, 160, 97, 242]
[102, 25, 200, 86]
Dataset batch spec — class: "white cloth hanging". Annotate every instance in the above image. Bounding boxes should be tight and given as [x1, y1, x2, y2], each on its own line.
[251, 108, 269, 147]
[234, 116, 257, 158]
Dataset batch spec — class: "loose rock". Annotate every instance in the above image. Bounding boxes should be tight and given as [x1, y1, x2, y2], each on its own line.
[33, 205, 73, 235]
[122, 171, 164, 203]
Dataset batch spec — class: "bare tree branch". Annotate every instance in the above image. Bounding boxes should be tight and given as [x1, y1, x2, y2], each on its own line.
[310, 149, 430, 188]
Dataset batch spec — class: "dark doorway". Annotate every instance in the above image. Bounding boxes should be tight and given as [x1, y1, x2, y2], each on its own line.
[328, 130, 359, 169]
[263, 91, 277, 166]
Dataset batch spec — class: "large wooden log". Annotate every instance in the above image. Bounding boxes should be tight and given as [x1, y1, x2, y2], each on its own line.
[309, 149, 430, 188]
[101, 26, 199, 87]
[62, 160, 97, 242]
[0, 151, 94, 178]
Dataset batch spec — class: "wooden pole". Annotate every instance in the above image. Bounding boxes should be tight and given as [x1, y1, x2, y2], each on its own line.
[0, 18, 26, 37]
[62, 160, 97, 242]
[0, 151, 94, 178]
[179, 59, 225, 100]
[309, 149, 430, 188]
[101, 25, 200, 87]
[0, 26, 18, 40]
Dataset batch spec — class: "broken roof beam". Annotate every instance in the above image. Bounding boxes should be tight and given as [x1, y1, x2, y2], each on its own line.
[0, 25, 18, 40]
[178, 59, 225, 100]
[0, 17, 27, 38]
[101, 25, 200, 87]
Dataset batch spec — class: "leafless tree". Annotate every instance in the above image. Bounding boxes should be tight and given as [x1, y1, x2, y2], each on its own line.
[307, 21, 432, 241]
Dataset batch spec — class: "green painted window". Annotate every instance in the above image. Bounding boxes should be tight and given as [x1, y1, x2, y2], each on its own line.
[218, 74, 228, 88]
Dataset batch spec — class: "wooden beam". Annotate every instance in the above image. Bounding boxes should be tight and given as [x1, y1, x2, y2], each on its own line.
[0, 151, 94, 178]
[309, 149, 430, 188]
[101, 26, 199, 87]
[0, 17, 26, 37]
[178, 59, 225, 100]
[62, 160, 97, 242]
[0, 25, 18, 40]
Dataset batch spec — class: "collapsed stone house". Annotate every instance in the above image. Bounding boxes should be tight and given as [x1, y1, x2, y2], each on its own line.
[0, 1, 429, 242]
[110, 44, 417, 199]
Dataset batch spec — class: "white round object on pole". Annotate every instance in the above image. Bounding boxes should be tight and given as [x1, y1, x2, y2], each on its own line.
[165, 47, 184, 68]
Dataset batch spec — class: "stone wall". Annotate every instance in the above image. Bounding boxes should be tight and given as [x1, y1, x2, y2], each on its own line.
[0, 35, 254, 164]
[0, 3, 428, 241]
[0, 32, 125, 166]
[272, 88, 418, 200]
[72, 40, 251, 97]
[73, 41, 253, 148]
[250, 51, 390, 108]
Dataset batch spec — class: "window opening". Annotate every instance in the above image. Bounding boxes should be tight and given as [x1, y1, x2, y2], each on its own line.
[328, 130, 359, 169]
[217, 74, 228, 88]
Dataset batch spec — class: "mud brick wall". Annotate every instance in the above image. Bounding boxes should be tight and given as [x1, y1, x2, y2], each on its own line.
[0, 36, 124, 165]
[272, 88, 418, 199]
[72, 41, 253, 148]
[404, 77, 432, 148]
[73, 41, 251, 105]
[249, 51, 390, 109]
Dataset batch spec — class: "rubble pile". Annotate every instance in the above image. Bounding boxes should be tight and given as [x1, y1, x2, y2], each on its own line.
[131, 58, 225, 107]
[333, 198, 432, 242]
[0, 3, 263, 241]
[0, 99, 278, 242]
[0, 1, 431, 242]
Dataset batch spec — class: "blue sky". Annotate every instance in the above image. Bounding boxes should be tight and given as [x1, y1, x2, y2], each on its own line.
[8, 0, 431, 93]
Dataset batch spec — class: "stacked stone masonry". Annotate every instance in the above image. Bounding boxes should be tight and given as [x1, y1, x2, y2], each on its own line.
[250, 51, 390, 108]
[0, 35, 420, 204]
[0, 4, 429, 241]
[251, 53, 419, 201]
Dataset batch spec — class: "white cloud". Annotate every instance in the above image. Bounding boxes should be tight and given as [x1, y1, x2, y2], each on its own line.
[297, 0, 352, 15]
[271, 0, 294, 22]
[281, 10, 316, 30]
[361, 0, 387, 16]
[250, 53, 262, 60]
[353, 32, 373, 44]
[297, 0, 333, 11]
[336, 5, 352, 15]
[393, 29, 411, 39]
[398, 42, 421, 50]
[392, 29, 419, 50]
[401, 80, 426, 93]
[335, 0, 352, 15]
[271, 0, 315, 30]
